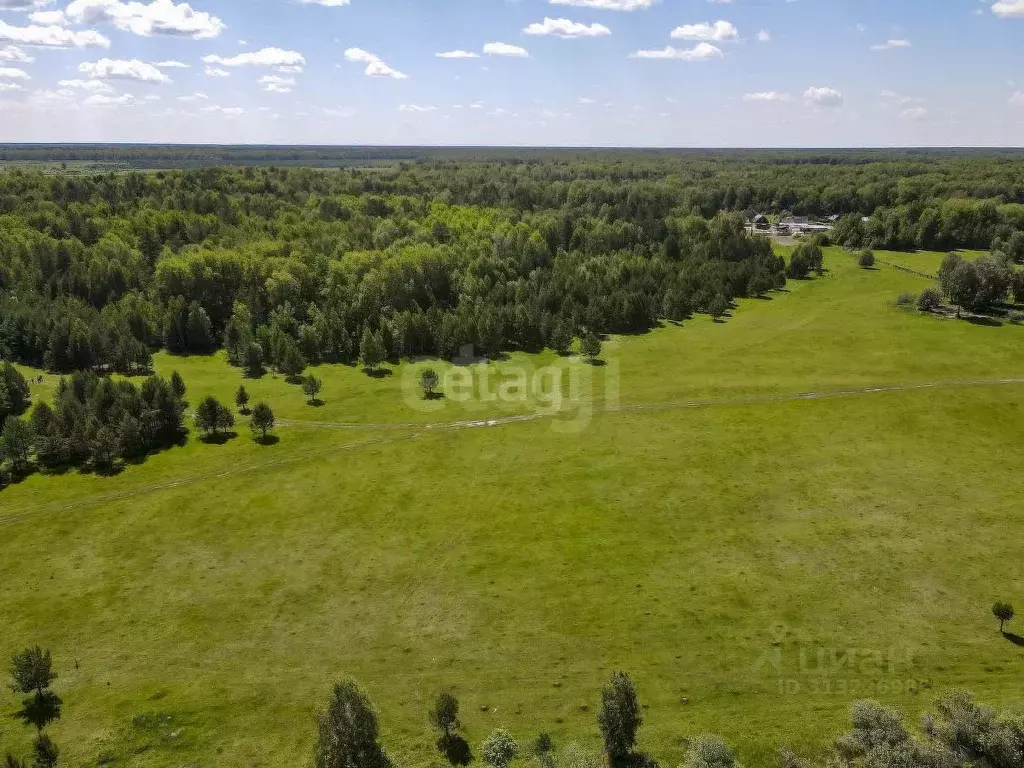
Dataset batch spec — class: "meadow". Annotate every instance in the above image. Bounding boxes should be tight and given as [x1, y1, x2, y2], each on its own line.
[2, 249, 1024, 768]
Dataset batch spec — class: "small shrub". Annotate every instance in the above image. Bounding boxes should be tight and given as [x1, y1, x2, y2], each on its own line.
[481, 730, 518, 768]
[895, 291, 916, 308]
[1007, 309, 1024, 324]
[917, 287, 943, 312]
[858, 249, 875, 268]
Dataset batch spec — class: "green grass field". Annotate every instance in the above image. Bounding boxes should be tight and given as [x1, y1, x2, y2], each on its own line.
[2, 249, 1024, 768]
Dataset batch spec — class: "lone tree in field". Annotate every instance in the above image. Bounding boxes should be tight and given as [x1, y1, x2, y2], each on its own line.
[360, 328, 386, 372]
[10, 646, 61, 733]
[10, 647, 56, 698]
[195, 395, 234, 438]
[580, 331, 602, 363]
[598, 671, 642, 765]
[420, 369, 440, 398]
[481, 729, 518, 768]
[430, 692, 471, 766]
[858, 249, 876, 269]
[314, 681, 391, 768]
[302, 375, 323, 405]
[235, 384, 250, 414]
[993, 602, 1015, 632]
[250, 402, 275, 442]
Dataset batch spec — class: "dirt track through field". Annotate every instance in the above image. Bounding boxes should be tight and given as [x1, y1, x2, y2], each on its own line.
[3, 376, 1023, 527]
[278, 376, 1024, 432]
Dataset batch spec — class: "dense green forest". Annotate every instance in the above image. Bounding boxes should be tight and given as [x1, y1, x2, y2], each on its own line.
[1, 150, 1024, 383]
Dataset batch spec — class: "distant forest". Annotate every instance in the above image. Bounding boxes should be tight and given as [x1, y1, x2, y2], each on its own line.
[1, 148, 1023, 380]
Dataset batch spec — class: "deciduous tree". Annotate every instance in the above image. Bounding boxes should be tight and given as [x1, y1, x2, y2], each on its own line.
[420, 369, 439, 398]
[195, 395, 234, 437]
[302, 375, 323, 404]
[250, 402, 275, 442]
[598, 672, 641, 764]
[993, 602, 1014, 632]
[314, 681, 391, 768]
[481, 730, 518, 768]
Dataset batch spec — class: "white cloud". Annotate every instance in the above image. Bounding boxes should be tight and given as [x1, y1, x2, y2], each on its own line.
[0, 81, 24, 91]
[578, 96, 595, 104]
[294, 0, 349, 4]
[398, 103, 437, 112]
[200, 103, 243, 114]
[743, 91, 790, 102]
[483, 41, 529, 57]
[900, 106, 927, 120]
[203, 47, 306, 73]
[203, 66, 228, 76]
[548, 0, 655, 9]
[1009, 91, 1024, 105]
[0, 45, 33, 63]
[804, 85, 843, 107]
[523, 17, 611, 38]
[436, 50, 478, 59]
[155, 59, 188, 67]
[757, 29, 770, 42]
[83, 91, 145, 107]
[0, 20, 109, 47]
[343, 47, 407, 78]
[630, 42, 723, 60]
[992, 0, 1024, 17]
[670, 20, 737, 41]
[870, 39, 911, 51]
[0, 0, 51, 8]
[57, 77, 113, 92]
[176, 90, 207, 101]
[0, 65, 28, 79]
[27, 10, 66, 24]
[63, 0, 224, 39]
[79, 58, 171, 83]
[259, 73, 294, 92]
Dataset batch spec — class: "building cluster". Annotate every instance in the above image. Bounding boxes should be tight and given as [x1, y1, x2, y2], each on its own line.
[750, 213, 835, 236]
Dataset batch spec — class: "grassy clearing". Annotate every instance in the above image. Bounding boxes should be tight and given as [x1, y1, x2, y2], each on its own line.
[868, 248, 987, 277]
[2, 249, 1024, 768]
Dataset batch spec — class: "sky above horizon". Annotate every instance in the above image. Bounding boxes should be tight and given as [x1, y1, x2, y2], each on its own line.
[1, 0, 1023, 147]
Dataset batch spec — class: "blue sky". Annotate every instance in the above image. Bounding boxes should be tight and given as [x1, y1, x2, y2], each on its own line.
[1, 0, 1023, 146]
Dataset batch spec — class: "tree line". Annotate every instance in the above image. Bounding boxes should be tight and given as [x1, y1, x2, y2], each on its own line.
[310, 673, 1023, 768]
[0, 165, 787, 377]
[6, 643, 1022, 768]
[3, 156, 1023, 381]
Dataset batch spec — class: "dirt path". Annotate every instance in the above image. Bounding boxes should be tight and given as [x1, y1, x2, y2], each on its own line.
[4, 376, 1023, 527]
[277, 377, 1024, 432]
